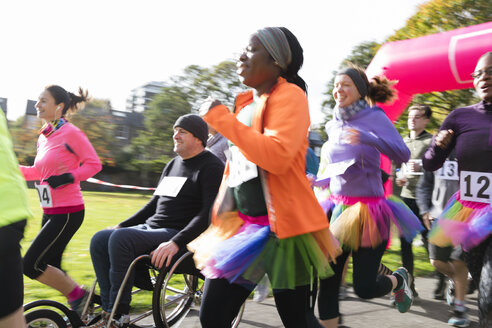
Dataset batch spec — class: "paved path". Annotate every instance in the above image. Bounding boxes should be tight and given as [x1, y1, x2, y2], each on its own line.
[139, 276, 479, 327]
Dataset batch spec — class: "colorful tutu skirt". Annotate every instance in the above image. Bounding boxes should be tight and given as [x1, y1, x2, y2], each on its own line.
[188, 211, 340, 290]
[325, 195, 423, 250]
[429, 192, 492, 251]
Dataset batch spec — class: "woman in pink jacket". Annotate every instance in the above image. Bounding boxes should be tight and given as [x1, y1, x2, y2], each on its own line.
[20, 85, 101, 315]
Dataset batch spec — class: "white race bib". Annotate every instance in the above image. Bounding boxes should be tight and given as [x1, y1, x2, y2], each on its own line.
[35, 183, 53, 208]
[435, 160, 459, 180]
[460, 171, 492, 204]
[153, 177, 187, 197]
[318, 159, 356, 179]
[227, 146, 258, 188]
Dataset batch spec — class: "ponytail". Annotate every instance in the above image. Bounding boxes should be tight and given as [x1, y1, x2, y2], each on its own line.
[45, 85, 90, 117]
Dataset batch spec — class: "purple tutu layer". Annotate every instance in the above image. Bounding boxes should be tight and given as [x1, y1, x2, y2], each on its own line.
[434, 192, 492, 251]
[201, 222, 270, 282]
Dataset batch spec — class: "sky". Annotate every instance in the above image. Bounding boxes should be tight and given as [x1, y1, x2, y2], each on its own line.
[0, 0, 427, 123]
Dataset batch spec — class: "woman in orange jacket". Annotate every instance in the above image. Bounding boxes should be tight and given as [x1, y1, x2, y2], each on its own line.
[191, 27, 340, 328]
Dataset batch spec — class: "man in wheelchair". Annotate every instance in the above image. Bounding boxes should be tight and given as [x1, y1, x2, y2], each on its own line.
[90, 114, 224, 325]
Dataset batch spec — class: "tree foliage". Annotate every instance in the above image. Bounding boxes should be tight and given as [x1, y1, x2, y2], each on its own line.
[171, 60, 246, 111]
[389, 0, 490, 134]
[127, 86, 192, 172]
[126, 60, 245, 173]
[9, 116, 40, 165]
[70, 99, 115, 166]
[320, 0, 491, 136]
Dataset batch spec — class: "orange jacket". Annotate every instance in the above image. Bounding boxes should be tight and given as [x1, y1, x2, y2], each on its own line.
[203, 77, 329, 239]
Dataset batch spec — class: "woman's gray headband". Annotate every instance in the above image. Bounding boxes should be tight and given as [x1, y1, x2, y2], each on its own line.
[338, 68, 368, 98]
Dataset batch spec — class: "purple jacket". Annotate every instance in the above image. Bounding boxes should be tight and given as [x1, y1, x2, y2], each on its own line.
[322, 106, 410, 197]
[423, 101, 492, 174]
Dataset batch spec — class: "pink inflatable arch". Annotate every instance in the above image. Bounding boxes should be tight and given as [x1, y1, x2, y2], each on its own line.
[364, 21, 492, 193]
[366, 21, 492, 121]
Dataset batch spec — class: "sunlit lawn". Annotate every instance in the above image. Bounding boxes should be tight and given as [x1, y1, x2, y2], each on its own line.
[22, 188, 433, 311]
[22, 188, 155, 312]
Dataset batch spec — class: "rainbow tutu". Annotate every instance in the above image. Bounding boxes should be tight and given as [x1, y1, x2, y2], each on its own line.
[188, 211, 340, 290]
[429, 192, 492, 251]
[326, 195, 423, 250]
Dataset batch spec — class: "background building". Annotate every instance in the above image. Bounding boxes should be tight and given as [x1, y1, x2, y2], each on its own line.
[126, 81, 166, 112]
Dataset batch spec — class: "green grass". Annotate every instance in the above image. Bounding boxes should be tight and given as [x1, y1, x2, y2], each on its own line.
[22, 188, 154, 311]
[22, 188, 434, 310]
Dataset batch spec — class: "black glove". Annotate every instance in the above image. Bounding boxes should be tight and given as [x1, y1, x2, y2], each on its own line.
[44, 173, 74, 189]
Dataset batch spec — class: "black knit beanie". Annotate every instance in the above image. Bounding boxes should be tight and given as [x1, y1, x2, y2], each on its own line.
[173, 114, 209, 147]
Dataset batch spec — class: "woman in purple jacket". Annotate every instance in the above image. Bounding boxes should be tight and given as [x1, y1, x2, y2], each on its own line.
[424, 52, 492, 327]
[316, 64, 422, 328]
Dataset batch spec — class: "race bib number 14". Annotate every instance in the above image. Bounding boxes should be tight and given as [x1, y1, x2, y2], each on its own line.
[35, 183, 53, 208]
[460, 171, 492, 204]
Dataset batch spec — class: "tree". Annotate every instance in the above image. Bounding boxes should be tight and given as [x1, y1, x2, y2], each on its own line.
[172, 60, 246, 111]
[70, 99, 115, 166]
[125, 60, 245, 173]
[127, 86, 192, 173]
[320, 0, 491, 133]
[388, 0, 491, 133]
[9, 116, 40, 165]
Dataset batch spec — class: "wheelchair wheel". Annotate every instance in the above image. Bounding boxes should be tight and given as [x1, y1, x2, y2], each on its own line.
[25, 309, 67, 328]
[152, 253, 200, 328]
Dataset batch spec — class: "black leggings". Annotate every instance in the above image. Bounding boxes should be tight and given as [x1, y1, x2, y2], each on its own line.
[318, 242, 393, 320]
[24, 210, 84, 279]
[0, 220, 26, 318]
[464, 236, 492, 327]
[200, 278, 321, 328]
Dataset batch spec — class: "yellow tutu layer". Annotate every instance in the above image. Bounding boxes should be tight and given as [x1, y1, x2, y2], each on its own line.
[330, 202, 384, 250]
[430, 206, 474, 247]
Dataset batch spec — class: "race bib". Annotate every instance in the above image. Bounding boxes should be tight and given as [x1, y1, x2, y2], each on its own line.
[153, 177, 187, 197]
[227, 146, 258, 188]
[318, 159, 356, 179]
[35, 183, 53, 208]
[435, 160, 459, 180]
[460, 171, 492, 204]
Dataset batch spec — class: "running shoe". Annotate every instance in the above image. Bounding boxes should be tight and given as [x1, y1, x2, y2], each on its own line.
[392, 267, 413, 313]
[448, 308, 470, 327]
[69, 289, 90, 317]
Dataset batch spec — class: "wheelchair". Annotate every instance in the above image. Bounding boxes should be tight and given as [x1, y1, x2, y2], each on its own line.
[24, 251, 244, 328]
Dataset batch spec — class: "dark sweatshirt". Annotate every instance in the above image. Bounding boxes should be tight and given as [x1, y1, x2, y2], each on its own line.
[423, 101, 492, 175]
[119, 150, 224, 248]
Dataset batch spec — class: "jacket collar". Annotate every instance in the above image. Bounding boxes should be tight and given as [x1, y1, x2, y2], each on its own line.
[234, 77, 288, 112]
